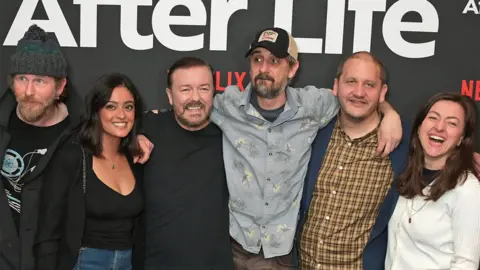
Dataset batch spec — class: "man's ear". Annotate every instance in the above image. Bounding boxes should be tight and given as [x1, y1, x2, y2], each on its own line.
[332, 79, 339, 97]
[55, 78, 67, 98]
[288, 60, 300, 80]
[379, 84, 388, 103]
[166, 88, 173, 106]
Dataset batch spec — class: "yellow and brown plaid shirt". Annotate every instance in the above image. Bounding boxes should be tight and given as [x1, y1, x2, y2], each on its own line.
[299, 119, 394, 270]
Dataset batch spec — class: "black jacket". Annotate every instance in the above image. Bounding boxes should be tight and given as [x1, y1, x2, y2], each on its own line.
[33, 140, 145, 270]
[0, 88, 84, 270]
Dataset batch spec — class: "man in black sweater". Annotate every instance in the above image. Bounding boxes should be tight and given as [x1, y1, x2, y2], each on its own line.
[141, 57, 234, 269]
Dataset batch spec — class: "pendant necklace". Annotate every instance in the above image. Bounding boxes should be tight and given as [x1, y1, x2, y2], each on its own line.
[94, 156, 117, 170]
[406, 199, 428, 223]
[105, 158, 116, 170]
[104, 157, 116, 170]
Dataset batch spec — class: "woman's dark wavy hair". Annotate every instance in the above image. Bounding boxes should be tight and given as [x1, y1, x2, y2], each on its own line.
[397, 92, 478, 201]
[78, 73, 144, 157]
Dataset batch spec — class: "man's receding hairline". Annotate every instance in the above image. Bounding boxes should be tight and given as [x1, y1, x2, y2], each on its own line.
[342, 54, 382, 79]
[347, 52, 376, 63]
[170, 65, 212, 78]
[170, 65, 214, 87]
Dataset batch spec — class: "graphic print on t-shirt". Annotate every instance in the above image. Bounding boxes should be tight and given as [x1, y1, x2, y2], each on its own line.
[1, 110, 70, 230]
[1, 147, 47, 213]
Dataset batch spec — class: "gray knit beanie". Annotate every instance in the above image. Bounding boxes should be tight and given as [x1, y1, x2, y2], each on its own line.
[10, 24, 67, 78]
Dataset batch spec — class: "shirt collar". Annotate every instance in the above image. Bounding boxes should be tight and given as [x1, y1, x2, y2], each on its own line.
[240, 83, 301, 114]
[334, 117, 380, 144]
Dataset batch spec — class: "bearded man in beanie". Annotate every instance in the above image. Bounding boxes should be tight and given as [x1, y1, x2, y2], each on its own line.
[0, 24, 84, 270]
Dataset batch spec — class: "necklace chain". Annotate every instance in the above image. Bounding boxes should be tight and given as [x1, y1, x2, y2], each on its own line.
[406, 199, 428, 224]
[95, 156, 118, 170]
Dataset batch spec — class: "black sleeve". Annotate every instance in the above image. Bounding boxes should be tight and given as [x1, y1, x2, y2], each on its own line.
[138, 111, 159, 138]
[131, 211, 146, 270]
[34, 142, 83, 270]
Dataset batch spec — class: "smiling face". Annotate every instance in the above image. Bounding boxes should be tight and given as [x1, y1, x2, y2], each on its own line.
[99, 86, 135, 139]
[418, 100, 466, 169]
[333, 55, 387, 122]
[166, 65, 214, 131]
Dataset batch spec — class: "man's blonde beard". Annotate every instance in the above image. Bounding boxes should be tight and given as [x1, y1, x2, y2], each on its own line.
[17, 97, 57, 124]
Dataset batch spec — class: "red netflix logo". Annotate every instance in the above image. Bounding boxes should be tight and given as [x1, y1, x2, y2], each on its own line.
[461, 80, 480, 101]
[215, 71, 247, 91]
[167, 69, 248, 92]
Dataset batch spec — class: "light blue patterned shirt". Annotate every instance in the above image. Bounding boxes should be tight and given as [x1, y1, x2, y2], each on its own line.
[211, 84, 339, 258]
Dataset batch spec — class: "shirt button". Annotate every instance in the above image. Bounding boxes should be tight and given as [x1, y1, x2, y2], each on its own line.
[319, 239, 324, 244]
[347, 142, 352, 147]
[338, 165, 343, 170]
[269, 152, 273, 156]
[267, 177, 271, 181]
[332, 190, 336, 195]
[262, 226, 266, 229]
[325, 216, 330, 220]
[267, 128, 272, 133]
[265, 202, 269, 206]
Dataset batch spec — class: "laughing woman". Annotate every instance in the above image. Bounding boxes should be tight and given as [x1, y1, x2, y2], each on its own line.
[34, 73, 145, 270]
[386, 93, 480, 270]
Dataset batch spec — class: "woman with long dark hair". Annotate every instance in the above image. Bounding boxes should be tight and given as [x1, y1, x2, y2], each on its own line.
[34, 73, 145, 270]
[385, 93, 480, 269]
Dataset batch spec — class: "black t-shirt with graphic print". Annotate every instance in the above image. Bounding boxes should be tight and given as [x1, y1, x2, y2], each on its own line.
[1, 110, 69, 231]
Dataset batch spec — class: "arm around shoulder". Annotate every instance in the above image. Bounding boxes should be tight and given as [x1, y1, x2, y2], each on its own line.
[211, 85, 243, 126]
[297, 85, 339, 126]
[213, 85, 243, 111]
[138, 110, 160, 139]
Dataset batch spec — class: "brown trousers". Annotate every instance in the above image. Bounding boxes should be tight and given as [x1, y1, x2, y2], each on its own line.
[231, 238, 298, 270]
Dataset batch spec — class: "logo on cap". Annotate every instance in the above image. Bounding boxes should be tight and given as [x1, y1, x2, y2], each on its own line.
[258, 30, 278, 43]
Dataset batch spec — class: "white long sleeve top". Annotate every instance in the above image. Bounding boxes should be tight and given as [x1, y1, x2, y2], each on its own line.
[386, 172, 480, 270]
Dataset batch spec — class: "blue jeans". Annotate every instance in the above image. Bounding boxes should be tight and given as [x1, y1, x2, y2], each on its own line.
[73, 247, 132, 270]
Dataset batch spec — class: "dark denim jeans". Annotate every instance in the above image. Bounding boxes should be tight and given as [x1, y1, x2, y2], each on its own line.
[73, 247, 132, 270]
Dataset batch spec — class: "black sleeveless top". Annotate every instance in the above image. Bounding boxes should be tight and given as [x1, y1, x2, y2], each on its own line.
[81, 158, 143, 250]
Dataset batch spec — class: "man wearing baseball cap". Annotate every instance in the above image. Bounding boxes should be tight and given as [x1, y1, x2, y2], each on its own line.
[210, 27, 402, 268]
[245, 27, 298, 62]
